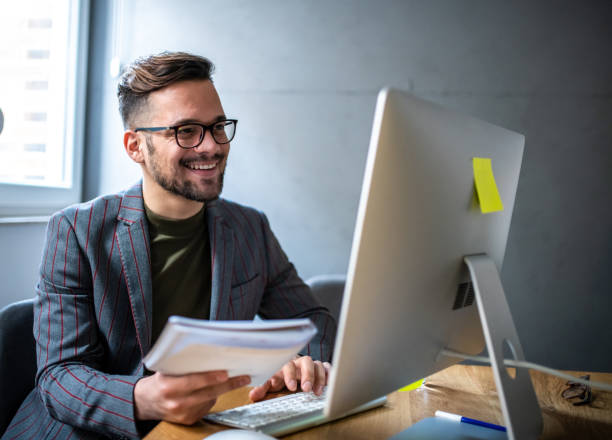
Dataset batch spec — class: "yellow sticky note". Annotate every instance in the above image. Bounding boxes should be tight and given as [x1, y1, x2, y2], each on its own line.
[398, 378, 425, 392]
[473, 157, 504, 214]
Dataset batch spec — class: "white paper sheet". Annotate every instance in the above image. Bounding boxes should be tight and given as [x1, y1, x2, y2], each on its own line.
[143, 316, 318, 385]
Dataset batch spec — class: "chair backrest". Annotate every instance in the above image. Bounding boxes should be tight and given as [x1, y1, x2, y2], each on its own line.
[0, 298, 37, 435]
[306, 274, 346, 323]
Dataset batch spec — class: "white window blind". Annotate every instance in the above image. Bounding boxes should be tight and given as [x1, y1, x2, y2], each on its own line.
[0, 0, 89, 216]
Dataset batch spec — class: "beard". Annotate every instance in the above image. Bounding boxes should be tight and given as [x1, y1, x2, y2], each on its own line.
[145, 137, 226, 202]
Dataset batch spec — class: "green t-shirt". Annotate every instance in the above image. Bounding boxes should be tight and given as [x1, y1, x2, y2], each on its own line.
[145, 204, 212, 345]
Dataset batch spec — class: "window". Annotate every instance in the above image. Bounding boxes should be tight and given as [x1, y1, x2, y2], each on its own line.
[0, 0, 89, 216]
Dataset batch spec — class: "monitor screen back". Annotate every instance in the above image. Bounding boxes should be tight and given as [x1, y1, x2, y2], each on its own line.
[325, 89, 524, 418]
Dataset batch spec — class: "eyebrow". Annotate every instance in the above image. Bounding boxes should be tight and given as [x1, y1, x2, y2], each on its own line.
[172, 115, 227, 126]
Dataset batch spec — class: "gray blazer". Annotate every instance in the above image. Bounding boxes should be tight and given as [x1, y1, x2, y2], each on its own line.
[3, 183, 336, 439]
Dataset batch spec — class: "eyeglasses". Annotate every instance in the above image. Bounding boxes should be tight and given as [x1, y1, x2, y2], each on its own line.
[134, 119, 237, 149]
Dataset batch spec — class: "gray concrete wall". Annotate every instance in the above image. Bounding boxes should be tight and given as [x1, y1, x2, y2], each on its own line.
[80, 0, 612, 371]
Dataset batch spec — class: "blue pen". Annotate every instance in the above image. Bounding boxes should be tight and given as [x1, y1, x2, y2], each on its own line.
[435, 410, 507, 432]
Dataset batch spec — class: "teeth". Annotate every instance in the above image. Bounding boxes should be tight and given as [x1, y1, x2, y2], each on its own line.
[188, 163, 216, 170]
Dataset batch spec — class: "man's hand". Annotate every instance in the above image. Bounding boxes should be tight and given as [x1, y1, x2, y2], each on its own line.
[134, 370, 251, 425]
[249, 356, 331, 402]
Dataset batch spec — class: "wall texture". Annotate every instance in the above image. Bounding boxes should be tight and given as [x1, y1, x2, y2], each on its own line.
[81, 0, 611, 370]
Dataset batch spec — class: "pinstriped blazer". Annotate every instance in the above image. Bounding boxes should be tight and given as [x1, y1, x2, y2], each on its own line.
[3, 182, 336, 439]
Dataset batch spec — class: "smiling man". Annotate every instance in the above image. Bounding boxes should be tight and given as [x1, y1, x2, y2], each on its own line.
[3, 52, 336, 439]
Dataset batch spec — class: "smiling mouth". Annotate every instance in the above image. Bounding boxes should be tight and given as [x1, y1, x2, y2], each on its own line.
[184, 161, 217, 170]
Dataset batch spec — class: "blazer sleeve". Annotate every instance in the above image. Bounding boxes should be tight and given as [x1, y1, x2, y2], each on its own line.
[34, 211, 142, 438]
[256, 213, 337, 362]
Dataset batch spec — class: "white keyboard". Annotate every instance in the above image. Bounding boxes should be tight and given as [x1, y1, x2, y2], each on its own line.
[204, 390, 387, 436]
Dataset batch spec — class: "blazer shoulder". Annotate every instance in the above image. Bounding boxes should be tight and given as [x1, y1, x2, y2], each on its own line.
[213, 198, 270, 231]
[51, 187, 133, 230]
[215, 198, 265, 220]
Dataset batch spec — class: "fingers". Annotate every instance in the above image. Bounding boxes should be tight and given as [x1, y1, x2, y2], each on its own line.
[313, 361, 326, 395]
[296, 356, 315, 393]
[158, 370, 230, 397]
[249, 379, 272, 402]
[190, 374, 251, 403]
[135, 371, 251, 424]
[281, 360, 298, 391]
[294, 357, 330, 396]
[249, 357, 333, 402]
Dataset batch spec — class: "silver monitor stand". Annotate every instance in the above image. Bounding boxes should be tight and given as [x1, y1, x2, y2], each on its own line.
[461, 254, 542, 440]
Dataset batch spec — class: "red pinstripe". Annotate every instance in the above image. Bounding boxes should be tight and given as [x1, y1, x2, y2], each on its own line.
[211, 216, 217, 275]
[74, 296, 78, 357]
[235, 207, 265, 277]
[47, 372, 134, 422]
[116, 216, 133, 223]
[106, 266, 124, 340]
[98, 228, 118, 321]
[49, 423, 64, 440]
[32, 418, 54, 439]
[92, 199, 109, 284]
[215, 225, 227, 318]
[224, 206, 257, 262]
[63, 216, 72, 286]
[43, 282, 51, 368]
[121, 206, 144, 212]
[8, 412, 37, 439]
[241, 209, 306, 315]
[4, 397, 36, 432]
[50, 216, 64, 284]
[125, 194, 142, 198]
[117, 245, 145, 358]
[36, 300, 43, 363]
[127, 227, 150, 345]
[79, 365, 134, 386]
[231, 228, 251, 282]
[42, 388, 137, 437]
[59, 294, 64, 361]
[319, 317, 329, 361]
[66, 427, 75, 440]
[43, 216, 56, 277]
[73, 208, 80, 287]
[85, 205, 93, 253]
[63, 366, 131, 404]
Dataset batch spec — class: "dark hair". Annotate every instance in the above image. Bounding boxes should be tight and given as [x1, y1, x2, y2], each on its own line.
[117, 51, 215, 128]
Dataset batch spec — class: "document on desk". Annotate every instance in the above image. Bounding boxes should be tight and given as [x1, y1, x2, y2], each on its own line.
[143, 316, 317, 385]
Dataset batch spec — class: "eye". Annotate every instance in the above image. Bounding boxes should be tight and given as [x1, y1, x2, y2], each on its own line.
[177, 126, 196, 135]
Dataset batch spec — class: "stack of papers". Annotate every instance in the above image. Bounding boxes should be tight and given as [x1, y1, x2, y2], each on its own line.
[143, 316, 318, 385]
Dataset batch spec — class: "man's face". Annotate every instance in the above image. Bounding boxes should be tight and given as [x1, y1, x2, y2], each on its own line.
[138, 79, 230, 202]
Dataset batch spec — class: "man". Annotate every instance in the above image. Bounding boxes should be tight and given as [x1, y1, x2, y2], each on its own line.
[3, 52, 336, 439]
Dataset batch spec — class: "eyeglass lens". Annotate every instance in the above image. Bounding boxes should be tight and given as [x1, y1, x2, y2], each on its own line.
[176, 121, 236, 148]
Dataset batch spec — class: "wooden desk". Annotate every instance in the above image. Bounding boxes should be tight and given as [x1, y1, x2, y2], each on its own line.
[145, 365, 612, 439]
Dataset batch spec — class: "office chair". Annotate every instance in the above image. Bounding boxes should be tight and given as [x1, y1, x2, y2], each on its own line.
[305, 274, 346, 323]
[0, 299, 37, 435]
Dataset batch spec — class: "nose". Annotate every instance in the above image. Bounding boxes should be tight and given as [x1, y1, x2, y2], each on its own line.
[192, 128, 221, 154]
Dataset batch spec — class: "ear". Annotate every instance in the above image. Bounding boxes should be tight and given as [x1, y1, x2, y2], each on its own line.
[123, 130, 145, 163]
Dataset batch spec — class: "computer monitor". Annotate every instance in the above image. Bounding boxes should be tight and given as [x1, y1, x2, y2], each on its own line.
[324, 89, 540, 438]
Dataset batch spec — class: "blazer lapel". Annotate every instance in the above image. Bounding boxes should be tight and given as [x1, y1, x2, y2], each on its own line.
[207, 200, 235, 321]
[115, 183, 153, 356]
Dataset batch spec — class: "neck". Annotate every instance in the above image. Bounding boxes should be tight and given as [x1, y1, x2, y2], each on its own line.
[142, 177, 204, 220]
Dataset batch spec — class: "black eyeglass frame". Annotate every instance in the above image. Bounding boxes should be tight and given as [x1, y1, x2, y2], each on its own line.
[134, 119, 238, 148]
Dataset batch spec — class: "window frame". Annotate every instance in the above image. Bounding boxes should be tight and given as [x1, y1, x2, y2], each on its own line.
[0, 0, 90, 217]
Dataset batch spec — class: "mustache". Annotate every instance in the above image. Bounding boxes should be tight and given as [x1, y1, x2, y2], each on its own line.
[180, 153, 226, 165]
